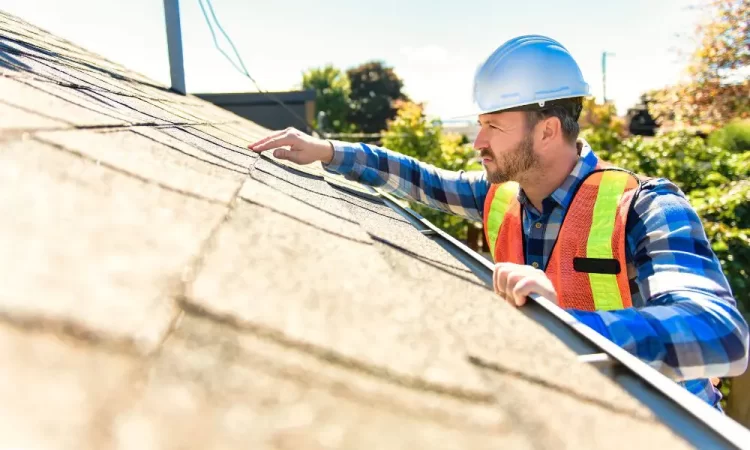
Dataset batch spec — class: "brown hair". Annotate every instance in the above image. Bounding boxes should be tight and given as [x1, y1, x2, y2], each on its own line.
[524, 97, 584, 144]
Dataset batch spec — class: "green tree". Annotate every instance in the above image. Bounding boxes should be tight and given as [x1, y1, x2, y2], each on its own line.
[301, 65, 354, 133]
[381, 100, 441, 161]
[347, 61, 409, 134]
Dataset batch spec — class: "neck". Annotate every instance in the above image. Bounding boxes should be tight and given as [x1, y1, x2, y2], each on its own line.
[519, 143, 579, 211]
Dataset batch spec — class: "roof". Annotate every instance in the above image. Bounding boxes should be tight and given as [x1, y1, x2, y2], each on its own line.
[0, 10, 697, 450]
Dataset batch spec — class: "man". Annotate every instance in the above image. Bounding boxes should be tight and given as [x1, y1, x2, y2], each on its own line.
[249, 35, 748, 410]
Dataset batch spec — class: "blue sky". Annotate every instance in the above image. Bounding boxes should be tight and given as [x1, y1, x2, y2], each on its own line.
[3, 0, 705, 120]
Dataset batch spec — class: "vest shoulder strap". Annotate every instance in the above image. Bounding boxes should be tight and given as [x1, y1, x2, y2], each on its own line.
[483, 182, 519, 261]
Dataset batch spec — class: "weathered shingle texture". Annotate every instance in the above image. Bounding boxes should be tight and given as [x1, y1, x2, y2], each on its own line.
[0, 10, 693, 450]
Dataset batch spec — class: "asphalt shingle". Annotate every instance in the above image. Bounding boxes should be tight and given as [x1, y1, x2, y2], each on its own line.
[113, 314, 524, 450]
[340, 190, 476, 275]
[239, 177, 371, 243]
[251, 159, 356, 222]
[157, 126, 257, 171]
[0, 76, 126, 128]
[36, 129, 246, 204]
[22, 77, 139, 124]
[0, 93, 68, 130]
[0, 139, 225, 351]
[0, 324, 137, 450]
[192, 123, 264, 147]
[92, 91, 200, 124]
[187, 197, 492, 396]
[135, 126, 254, 175]
[480, 369, 689, 449]
[214, 119, 273, 141]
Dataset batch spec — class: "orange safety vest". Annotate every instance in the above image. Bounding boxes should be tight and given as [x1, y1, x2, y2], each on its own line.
[483, 164, 642, 312]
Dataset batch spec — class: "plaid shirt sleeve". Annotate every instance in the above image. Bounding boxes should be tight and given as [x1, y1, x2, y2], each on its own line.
[324, 140, 489, 222]
[570, 178, 749, 381]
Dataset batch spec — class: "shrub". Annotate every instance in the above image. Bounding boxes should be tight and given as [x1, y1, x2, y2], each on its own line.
[707, 119, 750, 153]
[602, 131, 741, 193]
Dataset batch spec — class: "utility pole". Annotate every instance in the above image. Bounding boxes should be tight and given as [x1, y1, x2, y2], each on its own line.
[601, 51, 615, 103]
[163, 0, 186, 94]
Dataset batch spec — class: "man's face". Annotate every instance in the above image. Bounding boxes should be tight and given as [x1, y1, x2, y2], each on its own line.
[474, 111, 539, 184]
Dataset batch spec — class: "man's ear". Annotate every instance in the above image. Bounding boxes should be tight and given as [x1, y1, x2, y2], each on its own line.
[541, 116, 560, 144]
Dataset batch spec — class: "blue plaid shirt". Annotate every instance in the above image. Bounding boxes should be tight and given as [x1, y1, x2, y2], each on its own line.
[324, 138, 749, 410]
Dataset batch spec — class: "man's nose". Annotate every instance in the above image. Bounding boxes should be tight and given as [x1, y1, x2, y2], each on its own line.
[473, 129, 488, 151]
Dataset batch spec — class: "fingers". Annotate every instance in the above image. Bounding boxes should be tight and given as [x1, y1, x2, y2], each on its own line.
[531, 275, 557, 302]
[248, 128, 300, 152]
[494, 263, 520, 299]
[272, 147, 303, 164]
[492, 262, 556, 307]
[248, 128, 288, 151]
[493, 265, 500, 296]
[510, 278, 537, 307]
[504, 271, 527, 306]
[250, 135, 297, 153]
[493, 263, 509, 298]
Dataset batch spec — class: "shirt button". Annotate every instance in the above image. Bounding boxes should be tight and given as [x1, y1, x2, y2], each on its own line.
[535, 222, 542, 229]
[532, 262, 539, 268]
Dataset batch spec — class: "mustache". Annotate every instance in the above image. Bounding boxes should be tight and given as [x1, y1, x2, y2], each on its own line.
[479, 149, 493, 159]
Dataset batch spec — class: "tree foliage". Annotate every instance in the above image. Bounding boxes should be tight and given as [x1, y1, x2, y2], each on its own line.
[347, 61, 409, 134]
[649, 0, 750, 128]
[301, 65, 354, 133]
[578, 98, 627, 152]
[381, 101, 439, 159]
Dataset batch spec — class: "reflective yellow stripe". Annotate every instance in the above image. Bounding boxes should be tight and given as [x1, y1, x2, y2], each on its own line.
[587, 171, 629, 310]
[486, 182, 518, 260]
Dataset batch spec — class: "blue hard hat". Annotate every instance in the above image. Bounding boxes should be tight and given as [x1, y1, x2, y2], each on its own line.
[471, 35, 590, 115]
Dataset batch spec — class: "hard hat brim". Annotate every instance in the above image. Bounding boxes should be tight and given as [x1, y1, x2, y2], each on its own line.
[453, 93, 591, 120]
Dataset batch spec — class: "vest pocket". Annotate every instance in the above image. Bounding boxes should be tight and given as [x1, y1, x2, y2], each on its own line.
[573, 257, 621, 275]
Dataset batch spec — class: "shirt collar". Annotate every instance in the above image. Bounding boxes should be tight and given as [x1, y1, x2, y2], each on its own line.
[517, 139, 599, 211]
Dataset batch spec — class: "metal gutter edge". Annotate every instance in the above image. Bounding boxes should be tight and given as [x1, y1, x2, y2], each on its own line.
[375, 188, 750, 450]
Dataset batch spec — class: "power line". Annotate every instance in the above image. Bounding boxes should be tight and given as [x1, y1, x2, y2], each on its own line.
[197, 0, 321, 135]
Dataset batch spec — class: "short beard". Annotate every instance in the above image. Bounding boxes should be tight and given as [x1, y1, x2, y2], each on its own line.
[484, 133, 538, 184]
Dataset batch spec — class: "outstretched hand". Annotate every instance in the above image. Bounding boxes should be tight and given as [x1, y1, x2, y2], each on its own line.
[493, 262, 557, 307]
[248, 127, 334, 165]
